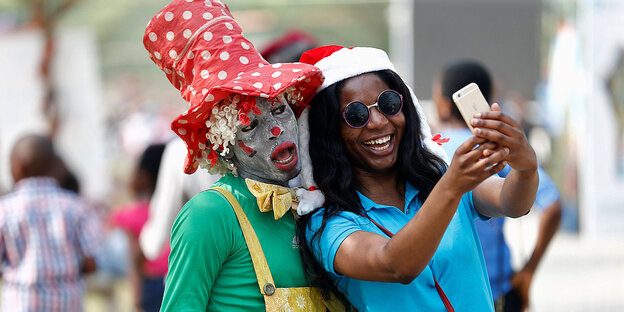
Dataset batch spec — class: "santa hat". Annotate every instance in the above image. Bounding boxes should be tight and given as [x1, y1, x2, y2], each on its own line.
[294, 45, 450, 215]
[143, 0, 323, 174]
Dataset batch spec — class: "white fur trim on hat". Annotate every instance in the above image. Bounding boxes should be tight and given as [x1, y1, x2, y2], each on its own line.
[314, 47, 397, 92]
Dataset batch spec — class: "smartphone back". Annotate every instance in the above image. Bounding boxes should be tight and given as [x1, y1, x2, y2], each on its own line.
[452, 82, 491, 134]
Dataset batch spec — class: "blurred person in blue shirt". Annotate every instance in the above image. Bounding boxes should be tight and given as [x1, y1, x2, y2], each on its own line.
[432, 60, 562, 312]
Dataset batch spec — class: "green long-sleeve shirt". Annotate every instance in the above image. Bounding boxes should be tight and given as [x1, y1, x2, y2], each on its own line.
[160, 173, 307, 311]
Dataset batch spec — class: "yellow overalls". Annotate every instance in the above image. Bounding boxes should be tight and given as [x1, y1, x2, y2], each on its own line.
[211, 187, 346, 312]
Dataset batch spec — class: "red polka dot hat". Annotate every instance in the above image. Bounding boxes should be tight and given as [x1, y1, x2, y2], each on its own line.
[143, 0, 323, 174]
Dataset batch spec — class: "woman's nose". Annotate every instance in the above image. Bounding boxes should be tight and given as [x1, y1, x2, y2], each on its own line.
[366, 107, 387, 129]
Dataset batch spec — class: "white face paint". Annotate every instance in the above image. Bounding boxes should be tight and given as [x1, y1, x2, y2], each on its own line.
[229, 96, 300, 186]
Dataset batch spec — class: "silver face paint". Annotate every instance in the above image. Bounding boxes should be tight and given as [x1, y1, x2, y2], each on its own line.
[230, 96, 300, 186]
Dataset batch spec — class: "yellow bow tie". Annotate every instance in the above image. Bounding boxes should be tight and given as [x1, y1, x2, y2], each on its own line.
[245, 179, 299, 219]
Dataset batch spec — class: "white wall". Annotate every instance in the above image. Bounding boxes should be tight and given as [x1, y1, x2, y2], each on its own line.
[0, 29, 109, 202]
[578, 0, 624, 238]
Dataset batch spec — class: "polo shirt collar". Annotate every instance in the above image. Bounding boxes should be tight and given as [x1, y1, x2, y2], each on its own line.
[356, 182, 420, 212]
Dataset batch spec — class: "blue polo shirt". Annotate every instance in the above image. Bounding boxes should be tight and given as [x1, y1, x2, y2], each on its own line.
[441, 127, 560, 300]
[305, 182, 494, 312]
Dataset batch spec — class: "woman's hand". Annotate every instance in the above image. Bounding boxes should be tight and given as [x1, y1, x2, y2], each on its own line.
[443, 134, 508, 195]
[470, 103, 537, 174]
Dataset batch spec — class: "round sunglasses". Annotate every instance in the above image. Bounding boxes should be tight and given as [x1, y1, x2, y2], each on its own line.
[341, 90, 403, 128]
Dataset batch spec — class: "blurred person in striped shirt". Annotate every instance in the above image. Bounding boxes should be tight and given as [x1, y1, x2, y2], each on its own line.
[0, 134, 101, 312]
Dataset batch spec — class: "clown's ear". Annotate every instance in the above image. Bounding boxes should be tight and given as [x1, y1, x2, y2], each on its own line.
[220, 146, 235, 160]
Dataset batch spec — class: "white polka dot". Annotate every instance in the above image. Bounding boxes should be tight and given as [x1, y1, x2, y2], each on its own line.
[169, 50, 178, 59]
[154, 52, 162, 59]
[258, 63, 265, 67]
[253, 82, 263, 89]
[148, 32, 157, 41]
[177, 70, 185, 78]
[165, 12, 174, 21]
[220, 52, 229, 60]
[183, 29, 192, 38]
[273, 83, 282, 90]
[203, 12, 213, 19]
[203, 32, 213, 41]
[166, 31, 174, 41]
[260, 93, 269, 98]
[239, 56, 249, 64]
[204, 0, 213, 7]
[163, 68, 172, 74]
[222, 36, 232, 43]
[187, 51, 195, 59]
[192, 68, 195, 75]
[201, 70, 209, 79]
[292, 69, 302, 73]
[237, 72, 244, 76]
[185, 0, 193, 2]
[201, 50, 211, 60]
[183, 11, 192, 19]
[233, 86, 243, 91]
[202, 89, 209, 95]
[178, 128, 187, 135]
[206, 94, 215, 102]
[251, 72, 261, 77]
[224, 22, 234, 30]
[241, 93, 248, 96]
[218, 71, 227, 80]
[272, 64, 282, 68]
[272, 71, 282, 78]
[241, 42, 250, 49]
[178, 119, 188, 124]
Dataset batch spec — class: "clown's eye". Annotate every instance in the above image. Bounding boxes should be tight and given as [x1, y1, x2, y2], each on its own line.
[271, 104, 286, 115]
[241, 119, 258, 132]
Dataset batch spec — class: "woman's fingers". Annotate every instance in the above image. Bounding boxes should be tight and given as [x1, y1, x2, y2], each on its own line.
[464, 141, 498, 160]
[455, 135, 488, 155]
[475, 146, 509, 170]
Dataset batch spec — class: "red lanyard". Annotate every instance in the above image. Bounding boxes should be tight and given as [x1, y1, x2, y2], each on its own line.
[363, 215, 456, 312]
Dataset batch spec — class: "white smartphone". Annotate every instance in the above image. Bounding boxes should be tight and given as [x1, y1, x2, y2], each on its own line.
[452, 82, 491, 134]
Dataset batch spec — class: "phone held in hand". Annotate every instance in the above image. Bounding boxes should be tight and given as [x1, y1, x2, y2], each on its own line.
[452, 82, 491, 134]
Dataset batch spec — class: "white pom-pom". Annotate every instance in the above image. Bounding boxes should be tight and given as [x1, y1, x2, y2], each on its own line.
[296, 189, 325, 216]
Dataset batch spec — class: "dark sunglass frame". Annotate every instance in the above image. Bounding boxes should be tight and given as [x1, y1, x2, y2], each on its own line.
[341, 89, 404, 128]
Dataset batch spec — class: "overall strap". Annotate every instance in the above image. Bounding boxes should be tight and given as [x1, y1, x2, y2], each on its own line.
[211, 187, 276, 296]
[362, 214, 456, 312]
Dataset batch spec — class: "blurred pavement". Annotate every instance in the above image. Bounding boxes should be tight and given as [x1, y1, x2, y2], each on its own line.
[531, 233, 624, 312]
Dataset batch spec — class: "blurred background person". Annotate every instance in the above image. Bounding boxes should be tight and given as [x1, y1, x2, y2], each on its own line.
[110, 143, 167, 312]
[432, 60, 562, 312]
[138, 138, 220, 261]
[0, 134, 101, 312]
[260, 29, 318, 63]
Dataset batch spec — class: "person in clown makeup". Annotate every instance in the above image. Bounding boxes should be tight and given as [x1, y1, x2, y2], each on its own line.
[143, 1, 344, 311]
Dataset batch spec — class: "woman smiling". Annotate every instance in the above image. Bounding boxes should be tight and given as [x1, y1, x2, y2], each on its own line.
[297, 46, 539, 312]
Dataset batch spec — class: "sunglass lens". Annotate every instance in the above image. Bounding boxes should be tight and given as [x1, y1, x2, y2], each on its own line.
[378, 91, 402, 116]
[344, 102, 369, 128]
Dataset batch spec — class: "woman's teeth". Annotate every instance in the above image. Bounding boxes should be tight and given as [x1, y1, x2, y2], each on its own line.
[363, 135, 391, 150]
